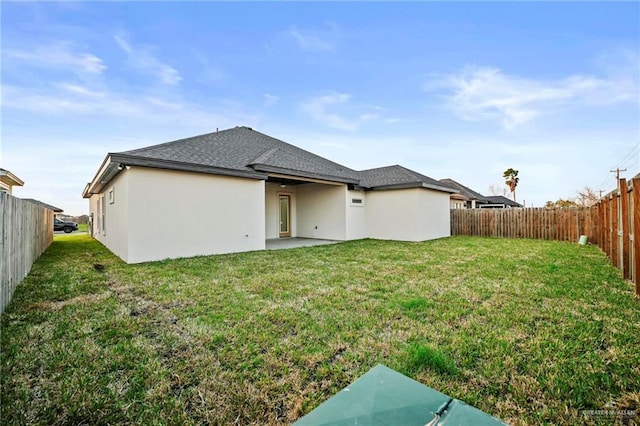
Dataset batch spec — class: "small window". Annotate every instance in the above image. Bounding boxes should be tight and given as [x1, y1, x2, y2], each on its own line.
[351, 197, 364, 206]
[108, 188, 115, 204]
[101, 195, 106, 235]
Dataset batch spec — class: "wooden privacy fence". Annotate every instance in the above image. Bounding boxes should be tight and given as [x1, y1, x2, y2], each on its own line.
[0, 192, 54, 313]
[451, 177, 640, 297]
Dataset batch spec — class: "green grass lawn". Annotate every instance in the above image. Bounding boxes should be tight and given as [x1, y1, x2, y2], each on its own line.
[2, 235, 639, 425]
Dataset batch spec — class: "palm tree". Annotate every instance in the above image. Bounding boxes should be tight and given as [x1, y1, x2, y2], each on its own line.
[503, 168, 519, 202]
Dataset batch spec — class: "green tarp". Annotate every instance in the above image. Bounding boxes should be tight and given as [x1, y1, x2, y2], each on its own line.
[294, 364, 506, 425]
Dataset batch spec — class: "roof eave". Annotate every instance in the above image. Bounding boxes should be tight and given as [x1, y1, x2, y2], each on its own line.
[366, 182, 459, 192]
[0, 170, 25, 187]
[84, 155, 119, 197]
[84, 154, 269, 197]
[111, 154, 268, 180]
[251, 163, 360, 185]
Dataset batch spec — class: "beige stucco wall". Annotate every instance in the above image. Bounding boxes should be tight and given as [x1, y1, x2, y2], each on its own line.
[89, 170, 129, 261]
[91, 167, 265, 263]
[87, 165, 452, 262]
[450, 198, 466, 209]
[265, 183, 297, 239]
[296, 183, 347, 240]
[346, 189, 367, 240]
[366, 188, 450, 241]
[416, 188, 451, 240]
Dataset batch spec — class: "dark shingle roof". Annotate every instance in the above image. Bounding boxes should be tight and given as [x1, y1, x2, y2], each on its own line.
[88, 127, 452, 194]
[22, 199, 63, 212]
[484, 195, 522, 207]
[359, 165, 457, 192]
[438, 178, 489, 202]
[116, 126, 360, 184]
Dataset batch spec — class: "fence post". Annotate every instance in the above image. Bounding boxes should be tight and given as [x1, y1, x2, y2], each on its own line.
[631, 177, 640, 298]
[619, 179, 630, 279]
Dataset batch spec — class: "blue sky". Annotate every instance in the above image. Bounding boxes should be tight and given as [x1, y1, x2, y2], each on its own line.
[2, 1, 638, 215]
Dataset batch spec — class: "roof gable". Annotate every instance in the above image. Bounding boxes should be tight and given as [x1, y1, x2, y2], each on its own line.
[439, 178, 488, 201]
[360, 165, 457, 192]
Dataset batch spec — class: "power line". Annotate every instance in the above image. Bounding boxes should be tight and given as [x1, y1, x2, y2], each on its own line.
[614, 142, 639, 169]
[595, 142, 639, 191]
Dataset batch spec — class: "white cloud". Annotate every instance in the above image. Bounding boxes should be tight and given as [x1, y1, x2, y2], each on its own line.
[427, 60, 639, 130]
[5, 43, 106, 74]
[114, 35, 182, 86]
[301, 93, 389, 131]
[1, 83, 254, 130]
[55, 82, 106, 98]
[263, 93, 279, 107]
[286, 26, 335, 52]
[301, 93, 357, 131]
[191, 49, 226, 84]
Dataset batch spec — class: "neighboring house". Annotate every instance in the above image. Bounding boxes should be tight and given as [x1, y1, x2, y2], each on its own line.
[449, 193, 468, 209]
[481, 195, 522, 208]
[439, 178, 489, 209]
[22, 199, 64, 214]
[83, 126, 457, 263]
[0, 168, 24, 194]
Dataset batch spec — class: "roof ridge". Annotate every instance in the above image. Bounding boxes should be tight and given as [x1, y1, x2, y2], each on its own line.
[249, 147, 279, 165]
[394, 164, 429, 182]
[246, 128, 359, 174]
[438, 178, 487, 200]
[117, 127, 240, 155]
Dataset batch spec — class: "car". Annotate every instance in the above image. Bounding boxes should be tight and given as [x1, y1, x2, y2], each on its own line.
[54, 218, 78, 233]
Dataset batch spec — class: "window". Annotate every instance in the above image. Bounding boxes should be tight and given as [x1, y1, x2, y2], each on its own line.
[96, 198, 101, 234]
[351, 197, 364, 206]
[108, 188, 115, 204]
[101, 195, 106, 234]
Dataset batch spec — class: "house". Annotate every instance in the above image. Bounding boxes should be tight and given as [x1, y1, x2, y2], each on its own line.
[0, 168, 24, 194]
[82, 126, 456, 263]
[438, 178, 489, 209]
[481, 195, 522, 208]
[449, 193, 468, 209]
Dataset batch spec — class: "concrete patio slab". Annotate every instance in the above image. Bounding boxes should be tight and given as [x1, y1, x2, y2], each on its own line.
[265, 238, 340, 250]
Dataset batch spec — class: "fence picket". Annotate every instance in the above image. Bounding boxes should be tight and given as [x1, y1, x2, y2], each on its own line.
[0, 193, 54, 313]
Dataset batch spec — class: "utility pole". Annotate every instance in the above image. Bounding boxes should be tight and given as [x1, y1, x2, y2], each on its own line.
[610, 168, 627, 195]
[610, 168, 627, 181]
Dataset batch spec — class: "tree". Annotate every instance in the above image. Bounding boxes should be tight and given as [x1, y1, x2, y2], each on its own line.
[488, 184, 508, 196]
[545, 199, 579, 209]
[503, 168, 519, 202]
[545, 187, 600, 209]
[73, 215, 90, 224]
[575, 187, 599, 207]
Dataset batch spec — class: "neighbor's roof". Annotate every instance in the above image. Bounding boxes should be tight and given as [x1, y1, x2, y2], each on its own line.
[0, 168, 25, 187]
[484, 195, 522, 207]
[439, 178, 488, 202]
[22, 198, 63, 212]
[359, 165, 457, 192]
[85, 126, 451, 196]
